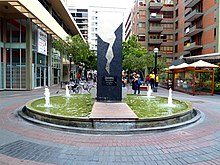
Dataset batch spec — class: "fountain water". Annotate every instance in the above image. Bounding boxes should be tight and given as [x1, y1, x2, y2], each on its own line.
[44, 87, 52, 107]
[147, 85, 153, 97]
[65, 85, 71, 97]
[167, 88, 175, 107]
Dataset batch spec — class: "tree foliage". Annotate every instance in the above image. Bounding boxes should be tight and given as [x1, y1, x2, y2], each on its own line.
[122, 34, 148, 71]
[122, 34, 167, 73]
[53, 35, 97, 70]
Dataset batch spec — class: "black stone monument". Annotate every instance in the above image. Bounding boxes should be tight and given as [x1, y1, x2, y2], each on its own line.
[97, 23, 123, 101]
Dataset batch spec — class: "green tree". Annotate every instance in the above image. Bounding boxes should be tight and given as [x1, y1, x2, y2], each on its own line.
[122, 34, 166, 74]
[122, 34, 148, 71]
[53, 35, 97, 70]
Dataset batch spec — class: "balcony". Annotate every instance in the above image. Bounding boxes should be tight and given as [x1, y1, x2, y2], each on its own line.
[185, 9, 203, 22]
[149, 13, 163, 22]
[185, 25, 203, 37]
[185, 0, 201, 8]
[148, 39, 163, 44]
[184, 42, 203, 51]
[149, 26, 163, 33]
[149, 2, 163, 10]
[184, 8, 191, 15]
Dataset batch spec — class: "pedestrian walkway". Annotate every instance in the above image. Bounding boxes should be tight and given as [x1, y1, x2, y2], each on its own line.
[0, 85, 220, 164]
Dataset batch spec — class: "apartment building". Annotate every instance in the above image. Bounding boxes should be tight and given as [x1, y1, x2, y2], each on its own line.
[68, 8, 89, 42]
[0, 0, 82, 90]
[175, 0, 218, 58]
[125, 0, 219, 64]
[125, 0, 174, 64]
[66, 1, 128, 54]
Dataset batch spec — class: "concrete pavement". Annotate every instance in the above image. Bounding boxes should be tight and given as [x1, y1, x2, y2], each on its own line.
[0, 85, 220, 164]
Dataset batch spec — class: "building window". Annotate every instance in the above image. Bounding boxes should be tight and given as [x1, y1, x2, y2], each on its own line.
[163, 11, 173, 18]
[214, 28, 216, 40]
[161, 34, 173, 42]
[149, 34, 160, 39]
[162, 0, 174, 5]
[214, 46, 217, 53]
[138, 22, 146, 28]
[175, 45, 178, 53]
[150, 22, 161, 26]
[175, 9, 178, 17]
[175, 33, 178, 41]
[139, 11, 146, 18]
[160, 46, 173, 53]
[138, 35, 146, 41]
[175, 21, 178, 29]
[162, 23, 173, 29]
[214, 9, 217, 22]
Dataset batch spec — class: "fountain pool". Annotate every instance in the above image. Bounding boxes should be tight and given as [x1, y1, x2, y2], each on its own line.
[19, 94, 201, 134]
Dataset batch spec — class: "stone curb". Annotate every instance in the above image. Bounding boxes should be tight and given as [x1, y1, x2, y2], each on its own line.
[18, 106, 202, 135]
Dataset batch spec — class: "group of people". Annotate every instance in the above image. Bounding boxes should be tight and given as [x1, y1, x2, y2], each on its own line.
[131, 72, 142, 94]
[122, 71, 159, 94]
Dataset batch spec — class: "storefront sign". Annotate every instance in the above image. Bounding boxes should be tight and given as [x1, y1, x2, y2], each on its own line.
[37, 29, 47, 55]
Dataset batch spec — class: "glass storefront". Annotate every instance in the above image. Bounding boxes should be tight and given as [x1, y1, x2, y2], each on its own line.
[52, 49, 61, 84]
[36, 53, 47, 87]
[0, 48, 3, 89]
[6, 48, 26, 89]
[5, 19, 26, 89]
[0, 18, 61, 90]
[0, 18, 4, 89]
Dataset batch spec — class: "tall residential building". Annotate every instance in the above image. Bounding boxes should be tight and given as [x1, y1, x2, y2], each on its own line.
[65, 1, 128, 53]
[175, 0, 218, 58]
[0, 0, 82, 90]
[125, 0, 219, 64]
[68, 8, 89, 41]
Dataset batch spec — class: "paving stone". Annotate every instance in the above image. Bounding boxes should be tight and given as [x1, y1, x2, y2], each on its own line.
[1, 86, 220, 165]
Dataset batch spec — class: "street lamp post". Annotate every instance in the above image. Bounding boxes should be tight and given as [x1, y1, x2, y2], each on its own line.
[154, 48, 159, 91]
[69, 54, 72, 81]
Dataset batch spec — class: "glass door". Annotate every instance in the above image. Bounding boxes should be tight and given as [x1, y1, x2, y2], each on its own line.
[0, 48, 3, 89]
[36, 66, 46, 87]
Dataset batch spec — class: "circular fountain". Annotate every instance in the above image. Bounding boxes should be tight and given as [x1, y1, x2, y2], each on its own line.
[18, 89, 201, 134]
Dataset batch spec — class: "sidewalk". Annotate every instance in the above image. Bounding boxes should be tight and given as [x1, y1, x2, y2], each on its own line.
[0, 85, 220, 164]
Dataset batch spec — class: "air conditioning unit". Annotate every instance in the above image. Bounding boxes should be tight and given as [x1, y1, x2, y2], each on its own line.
[150, 13, 157, 17]
[185, 27, 190, 34]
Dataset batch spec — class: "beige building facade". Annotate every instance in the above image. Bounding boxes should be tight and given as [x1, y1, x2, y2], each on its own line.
[0, 0, 82, 90]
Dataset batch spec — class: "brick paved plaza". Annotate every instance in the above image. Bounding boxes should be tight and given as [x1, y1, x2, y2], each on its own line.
[0, 86, 220, 165]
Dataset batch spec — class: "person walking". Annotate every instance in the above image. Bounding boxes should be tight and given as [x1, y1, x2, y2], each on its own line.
[131, 72, 138, 94]
[154, 74, 159, 92]
[122, 75, 127, 88]
[145, 74, 150, 86]
[149, 71, 155, 89]
[137, 74, 142, 94]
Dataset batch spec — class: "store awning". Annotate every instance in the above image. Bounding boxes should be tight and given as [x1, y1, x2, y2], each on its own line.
[184, 53, 220, 64]
[169, 60, 219, 70]
[169, 63, 189, 70]
[188, 60, 219, 68]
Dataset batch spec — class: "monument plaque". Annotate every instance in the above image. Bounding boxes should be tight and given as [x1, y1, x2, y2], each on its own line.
[102, 76, 117, 86]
